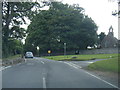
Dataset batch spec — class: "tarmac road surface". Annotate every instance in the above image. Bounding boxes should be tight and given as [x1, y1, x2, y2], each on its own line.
[2, 57, 119, 89]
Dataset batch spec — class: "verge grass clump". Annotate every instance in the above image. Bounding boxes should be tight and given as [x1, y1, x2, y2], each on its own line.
[87, 57, 119, 73]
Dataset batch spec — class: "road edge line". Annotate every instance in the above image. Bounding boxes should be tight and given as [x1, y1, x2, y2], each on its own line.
[85, 71, 119, 89]
[64, 62, 119, 89]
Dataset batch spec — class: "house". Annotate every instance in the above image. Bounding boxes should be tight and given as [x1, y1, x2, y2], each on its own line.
[101, 26, 118, 48]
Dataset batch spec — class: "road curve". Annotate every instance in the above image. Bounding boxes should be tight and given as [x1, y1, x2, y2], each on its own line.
[2, 57, 119, 88]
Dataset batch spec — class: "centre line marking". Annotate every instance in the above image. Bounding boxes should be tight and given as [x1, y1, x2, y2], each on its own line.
[43, 77, 47, 89]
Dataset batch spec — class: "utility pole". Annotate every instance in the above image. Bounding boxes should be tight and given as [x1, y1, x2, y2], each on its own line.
[111, 0, 120, 18]
[64, 43, 66, 55]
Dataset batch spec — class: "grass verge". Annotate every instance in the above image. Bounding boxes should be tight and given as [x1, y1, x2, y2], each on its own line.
[43, 54, 118, 61]
[3, 54, 21, 61]
[43, 53, 119, 73]
[2, 54, 24, 66]
[87, 57, 119, 73]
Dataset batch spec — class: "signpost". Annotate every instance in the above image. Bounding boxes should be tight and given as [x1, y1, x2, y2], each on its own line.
[64, 43, 66, 55]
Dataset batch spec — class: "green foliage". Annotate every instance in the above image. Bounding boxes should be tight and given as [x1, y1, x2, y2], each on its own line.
[2, 39, 23, 58]
[23, 41, 37, 56]
[2, 2, 47, 57]
[26, 2, 98, 54]
[98, 32, 106, 44]
[88, 57, 119, 73]
[43, 53, 118, 61]
[43, 53, 119, 73]
[2, 2, 37, 40]
[3, 54, 21, 60]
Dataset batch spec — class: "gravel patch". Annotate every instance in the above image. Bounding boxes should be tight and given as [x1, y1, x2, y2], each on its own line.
[2, 57, 25, 66]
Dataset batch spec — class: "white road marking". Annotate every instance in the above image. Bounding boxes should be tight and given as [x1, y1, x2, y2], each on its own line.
[5, 66, 11, 69]
[85, 71, 119, 89]
[41, 61, 45, 64]
[64, 62, 82, 69]
[58, 61, 63, 62]
[1, 62, 22, 71]
[87, 62, 94, 63]
[0, 67, 3, 71]
[0, 66, 12, 71]
[70, 62, 82, 68]
[43, 77, 47, 89]
[67, 63, 78, 69]
[64, 62, 119, 89]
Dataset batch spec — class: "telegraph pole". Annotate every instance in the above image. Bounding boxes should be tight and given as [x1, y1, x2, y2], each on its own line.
[64, 43, 66, 55]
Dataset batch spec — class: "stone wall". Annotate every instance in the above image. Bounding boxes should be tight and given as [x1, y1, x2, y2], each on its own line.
[78, 48, 118, 55]
[2, 57, 25, 66]
[40, 48, 119, 56]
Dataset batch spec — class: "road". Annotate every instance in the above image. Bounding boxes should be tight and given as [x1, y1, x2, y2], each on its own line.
[2, 57, 119, 88]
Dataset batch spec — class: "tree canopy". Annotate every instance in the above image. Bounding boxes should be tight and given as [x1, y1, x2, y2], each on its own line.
[25, 2, 98, 55]
[2, 1, 49, 57]
[98, 32, 106, 43]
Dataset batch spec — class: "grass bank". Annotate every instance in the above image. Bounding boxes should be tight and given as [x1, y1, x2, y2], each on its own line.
[2, 54, 24, 66]
[43, 54, 119, 73]
[87, 57, 119, 73]
[3, 54, 21, 61]
[43, 54, 118, 61]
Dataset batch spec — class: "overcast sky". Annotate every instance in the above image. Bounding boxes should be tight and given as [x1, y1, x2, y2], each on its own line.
[60, 0, 118, 39]
[22, 0, 118, 39]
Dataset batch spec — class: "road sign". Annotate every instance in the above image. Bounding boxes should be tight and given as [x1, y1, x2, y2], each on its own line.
[48, 50, 51, 54]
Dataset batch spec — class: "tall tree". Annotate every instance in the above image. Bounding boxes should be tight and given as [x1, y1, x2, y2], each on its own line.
[2, 1, 49, 57]
[26, 2, 98, 55]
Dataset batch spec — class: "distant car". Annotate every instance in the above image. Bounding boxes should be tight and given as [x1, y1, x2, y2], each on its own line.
[25, 52, 34, 58]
